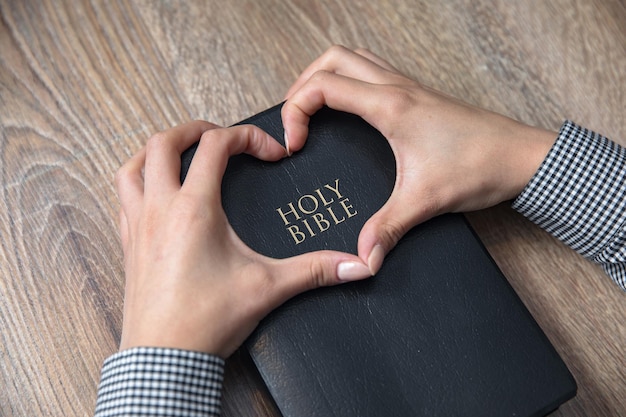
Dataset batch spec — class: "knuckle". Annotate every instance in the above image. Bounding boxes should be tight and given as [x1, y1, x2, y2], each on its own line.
[370, 86, 421, 124]
[246, 126, 267, 154]
[114, 162, 134, 190]
[326, 44, 348, 58]
[307, 259, 330, 289]
[317, 45, 351, 74]
[239, 124, 258, 142]
[310, 69, 333, 84]
[193, 119, 217, 130]
[385, 87, 417, 116]
[199, 128, 226, 152]
[199, 127, 219, 142]
[114, 166, 127, 188]
[145, 131, 168, 154]
[380, 219, 407, 247]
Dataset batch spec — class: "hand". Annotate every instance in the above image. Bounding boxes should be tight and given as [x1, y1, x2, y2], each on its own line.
[282, 46, 556, 274]
[115, 121, 371, 358]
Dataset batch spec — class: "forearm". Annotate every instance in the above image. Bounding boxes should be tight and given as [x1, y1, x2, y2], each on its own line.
[513, 121, 626, 291]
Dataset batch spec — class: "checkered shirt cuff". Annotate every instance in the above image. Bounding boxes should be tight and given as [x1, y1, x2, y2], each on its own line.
[512, 120, 626, 291]
[94, 347, 225, 417]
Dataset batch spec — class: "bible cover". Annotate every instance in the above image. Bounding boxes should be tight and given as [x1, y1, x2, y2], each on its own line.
[181, 104, 576, 417]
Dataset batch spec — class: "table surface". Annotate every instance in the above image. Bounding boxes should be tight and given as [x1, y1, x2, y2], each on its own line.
[1, 1, 624, 416]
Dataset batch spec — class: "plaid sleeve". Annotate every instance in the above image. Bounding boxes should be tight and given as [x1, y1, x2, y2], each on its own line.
[512, 120, 626, 291]
[94, 347, 225, 417]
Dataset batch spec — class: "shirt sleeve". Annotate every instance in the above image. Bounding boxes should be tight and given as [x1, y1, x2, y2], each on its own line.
[94, 347, 225, 417]
[512, 120, 626, 291]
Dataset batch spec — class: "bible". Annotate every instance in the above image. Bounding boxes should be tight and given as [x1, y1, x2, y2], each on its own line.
[180, 104, 576, 417]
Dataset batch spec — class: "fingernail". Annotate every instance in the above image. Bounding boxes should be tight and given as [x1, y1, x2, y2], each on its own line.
[284, 131, 292, 156]
[367, 244, 385, 275]
[337, 261, 371, 282]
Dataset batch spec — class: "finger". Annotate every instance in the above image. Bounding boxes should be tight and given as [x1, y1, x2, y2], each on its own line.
[282, 72, 389, 153]
[353, 48, 401, 73]
[118, 208, 129, 255]
[357, 190, 442, 274]
[264, 250, 371, 308]
[183, 125, 287, 200]
[115, 147, 146, 222]
[144, 120, 218, 196]
[284, 45, 400, 99]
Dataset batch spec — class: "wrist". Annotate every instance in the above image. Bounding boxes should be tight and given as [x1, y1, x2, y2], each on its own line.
[119, 319, 230, 358]
[504, 122, 556, 200]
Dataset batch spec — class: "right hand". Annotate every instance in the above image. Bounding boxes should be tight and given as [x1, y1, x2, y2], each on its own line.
[282, 46, 556, 274]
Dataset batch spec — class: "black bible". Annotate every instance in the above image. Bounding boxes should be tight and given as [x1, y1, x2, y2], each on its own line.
[180, 104, 576, 417]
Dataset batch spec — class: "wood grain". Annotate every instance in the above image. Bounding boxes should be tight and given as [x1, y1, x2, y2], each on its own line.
[0, 1, 624, 416]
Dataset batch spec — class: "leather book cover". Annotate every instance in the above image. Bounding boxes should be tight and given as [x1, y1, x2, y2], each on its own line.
[181, 104, 576, 417]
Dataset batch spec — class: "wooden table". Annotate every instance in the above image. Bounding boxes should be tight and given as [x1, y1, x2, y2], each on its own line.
[1, 1, 624, 416]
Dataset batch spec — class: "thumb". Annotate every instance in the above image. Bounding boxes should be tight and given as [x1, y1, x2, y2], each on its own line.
[267, 251, 371, 307]
[358, 190, 440, 275]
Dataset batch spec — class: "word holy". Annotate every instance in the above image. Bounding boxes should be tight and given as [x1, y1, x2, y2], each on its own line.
[276, 179, 357, 244]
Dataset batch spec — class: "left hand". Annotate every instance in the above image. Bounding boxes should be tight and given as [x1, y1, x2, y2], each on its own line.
[115, 121, 371, 358]
[281, 46, 555, 274]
